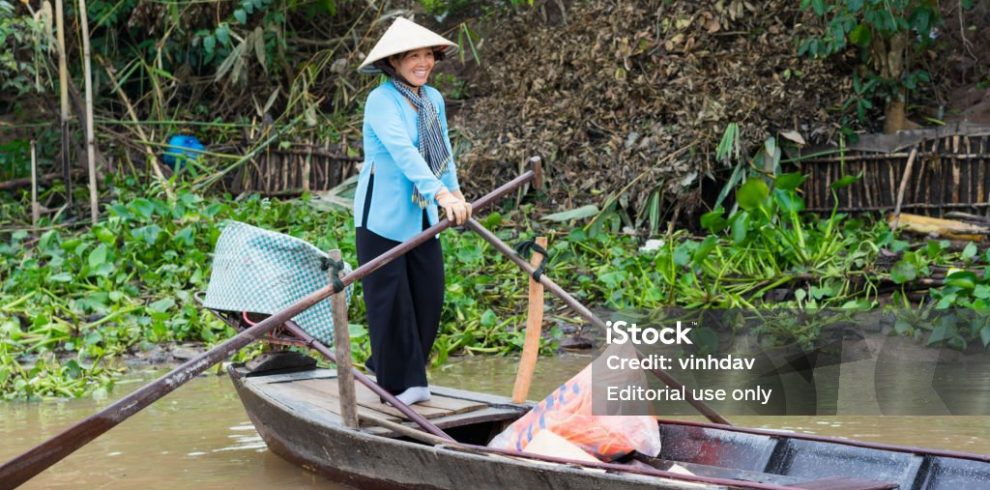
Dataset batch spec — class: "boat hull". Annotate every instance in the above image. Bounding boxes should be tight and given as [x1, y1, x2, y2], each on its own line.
[230, 364, 990, 490]
[230, 367, 721, 490]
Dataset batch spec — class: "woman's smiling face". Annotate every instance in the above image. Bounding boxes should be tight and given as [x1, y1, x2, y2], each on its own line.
[390, 48, 436, 87]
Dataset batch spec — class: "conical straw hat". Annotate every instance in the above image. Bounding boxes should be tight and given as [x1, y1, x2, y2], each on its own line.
[358, 17, 458, 74]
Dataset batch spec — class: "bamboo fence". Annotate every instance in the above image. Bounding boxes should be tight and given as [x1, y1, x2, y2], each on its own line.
[227, 140, 362, 195]
[795, 124, 990, 216]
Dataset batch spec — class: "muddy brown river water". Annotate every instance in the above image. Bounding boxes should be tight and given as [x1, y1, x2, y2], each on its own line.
[2, 353, 988, 489]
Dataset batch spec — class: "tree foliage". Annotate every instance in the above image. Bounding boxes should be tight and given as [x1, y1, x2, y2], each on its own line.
[797, 0, 953, 132]
[0, 0, 53, 97]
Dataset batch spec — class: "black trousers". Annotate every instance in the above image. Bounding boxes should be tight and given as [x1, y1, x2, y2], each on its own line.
[355, 218, 444, 395]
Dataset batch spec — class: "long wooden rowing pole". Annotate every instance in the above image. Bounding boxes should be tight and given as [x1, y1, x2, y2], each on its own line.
[464, 218, 732, 426]
[0, 169, 536, 490]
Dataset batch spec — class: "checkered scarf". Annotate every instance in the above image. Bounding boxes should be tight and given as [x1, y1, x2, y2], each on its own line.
[392, 80, 451, 208]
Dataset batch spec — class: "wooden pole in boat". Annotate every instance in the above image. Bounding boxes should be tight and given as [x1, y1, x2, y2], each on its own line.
[281, 322, 454, 441]
[464, 218, 732, 426]
[203, 308, 454, 441]
[0, 169, 535, 488]
[512, 236, 546, 404]
[329, 249, 359, 428]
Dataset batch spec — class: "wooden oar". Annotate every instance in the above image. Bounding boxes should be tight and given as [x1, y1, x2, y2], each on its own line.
[464, 218, 732, 426]
[0, 169, 537, 489]
[511, 236, 547, 403]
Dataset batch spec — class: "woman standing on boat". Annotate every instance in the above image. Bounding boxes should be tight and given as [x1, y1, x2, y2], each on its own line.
[354, 18, 470, 406]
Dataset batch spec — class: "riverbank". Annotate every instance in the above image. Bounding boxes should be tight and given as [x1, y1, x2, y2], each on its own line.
[4, 175, 990, 401]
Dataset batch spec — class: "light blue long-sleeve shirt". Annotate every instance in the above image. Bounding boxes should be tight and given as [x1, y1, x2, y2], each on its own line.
[354, 80, 460, 242]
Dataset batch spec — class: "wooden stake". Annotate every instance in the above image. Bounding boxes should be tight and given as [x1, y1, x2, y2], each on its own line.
[530, 155, 543, 190]
[78, 0, 98, 224]
[329, 249, 358, 428]
[302, 139, 311, 192]
[891, 146, 919, 230]
[512, 236, 547, 404]
[54, 0, 72, 209]
[30, 140, 40, 231]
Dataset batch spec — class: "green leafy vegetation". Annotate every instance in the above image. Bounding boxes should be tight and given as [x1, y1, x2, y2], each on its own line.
[0, 0, 52, 96]
[419, 0, 533, 16]
[571, 132, 990, 350]
[4, 161, 990, 400]
[797, 0, 965, 133]
[0, 175, 561, 400]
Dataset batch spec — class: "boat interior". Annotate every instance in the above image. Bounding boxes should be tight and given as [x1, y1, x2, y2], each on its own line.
[238, 364, 524, 447]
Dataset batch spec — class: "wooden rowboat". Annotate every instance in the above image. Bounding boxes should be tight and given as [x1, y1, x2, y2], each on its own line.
[228, 354, 990, 490]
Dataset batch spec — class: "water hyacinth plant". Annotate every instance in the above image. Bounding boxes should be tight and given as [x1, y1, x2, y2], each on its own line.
[3, 131, 990, 399]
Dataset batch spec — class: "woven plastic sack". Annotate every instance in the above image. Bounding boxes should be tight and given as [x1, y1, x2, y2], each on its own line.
[203, 220, 351, 345]
[488, 363, 661, 461]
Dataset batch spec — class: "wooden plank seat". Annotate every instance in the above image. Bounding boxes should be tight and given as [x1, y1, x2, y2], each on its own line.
[244, 368, 492, 425]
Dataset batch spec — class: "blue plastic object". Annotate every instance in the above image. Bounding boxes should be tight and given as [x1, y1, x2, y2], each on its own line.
[162, 134, 205, 169]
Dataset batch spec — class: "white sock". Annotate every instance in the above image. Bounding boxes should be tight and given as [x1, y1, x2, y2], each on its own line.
[394, 386, 431, 406]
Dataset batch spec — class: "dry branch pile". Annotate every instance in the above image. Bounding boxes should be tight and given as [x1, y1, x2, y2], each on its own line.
[453, 0, 856, 219]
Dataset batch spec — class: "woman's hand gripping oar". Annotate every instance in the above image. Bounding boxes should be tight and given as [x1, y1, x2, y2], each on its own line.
[0, 169, 539, 490]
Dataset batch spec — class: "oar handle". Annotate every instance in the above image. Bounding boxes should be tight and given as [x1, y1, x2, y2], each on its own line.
[0, 169, 536, 489]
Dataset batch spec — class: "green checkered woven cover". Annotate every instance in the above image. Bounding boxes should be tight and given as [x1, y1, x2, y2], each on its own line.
[203, 220, 351, 345]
